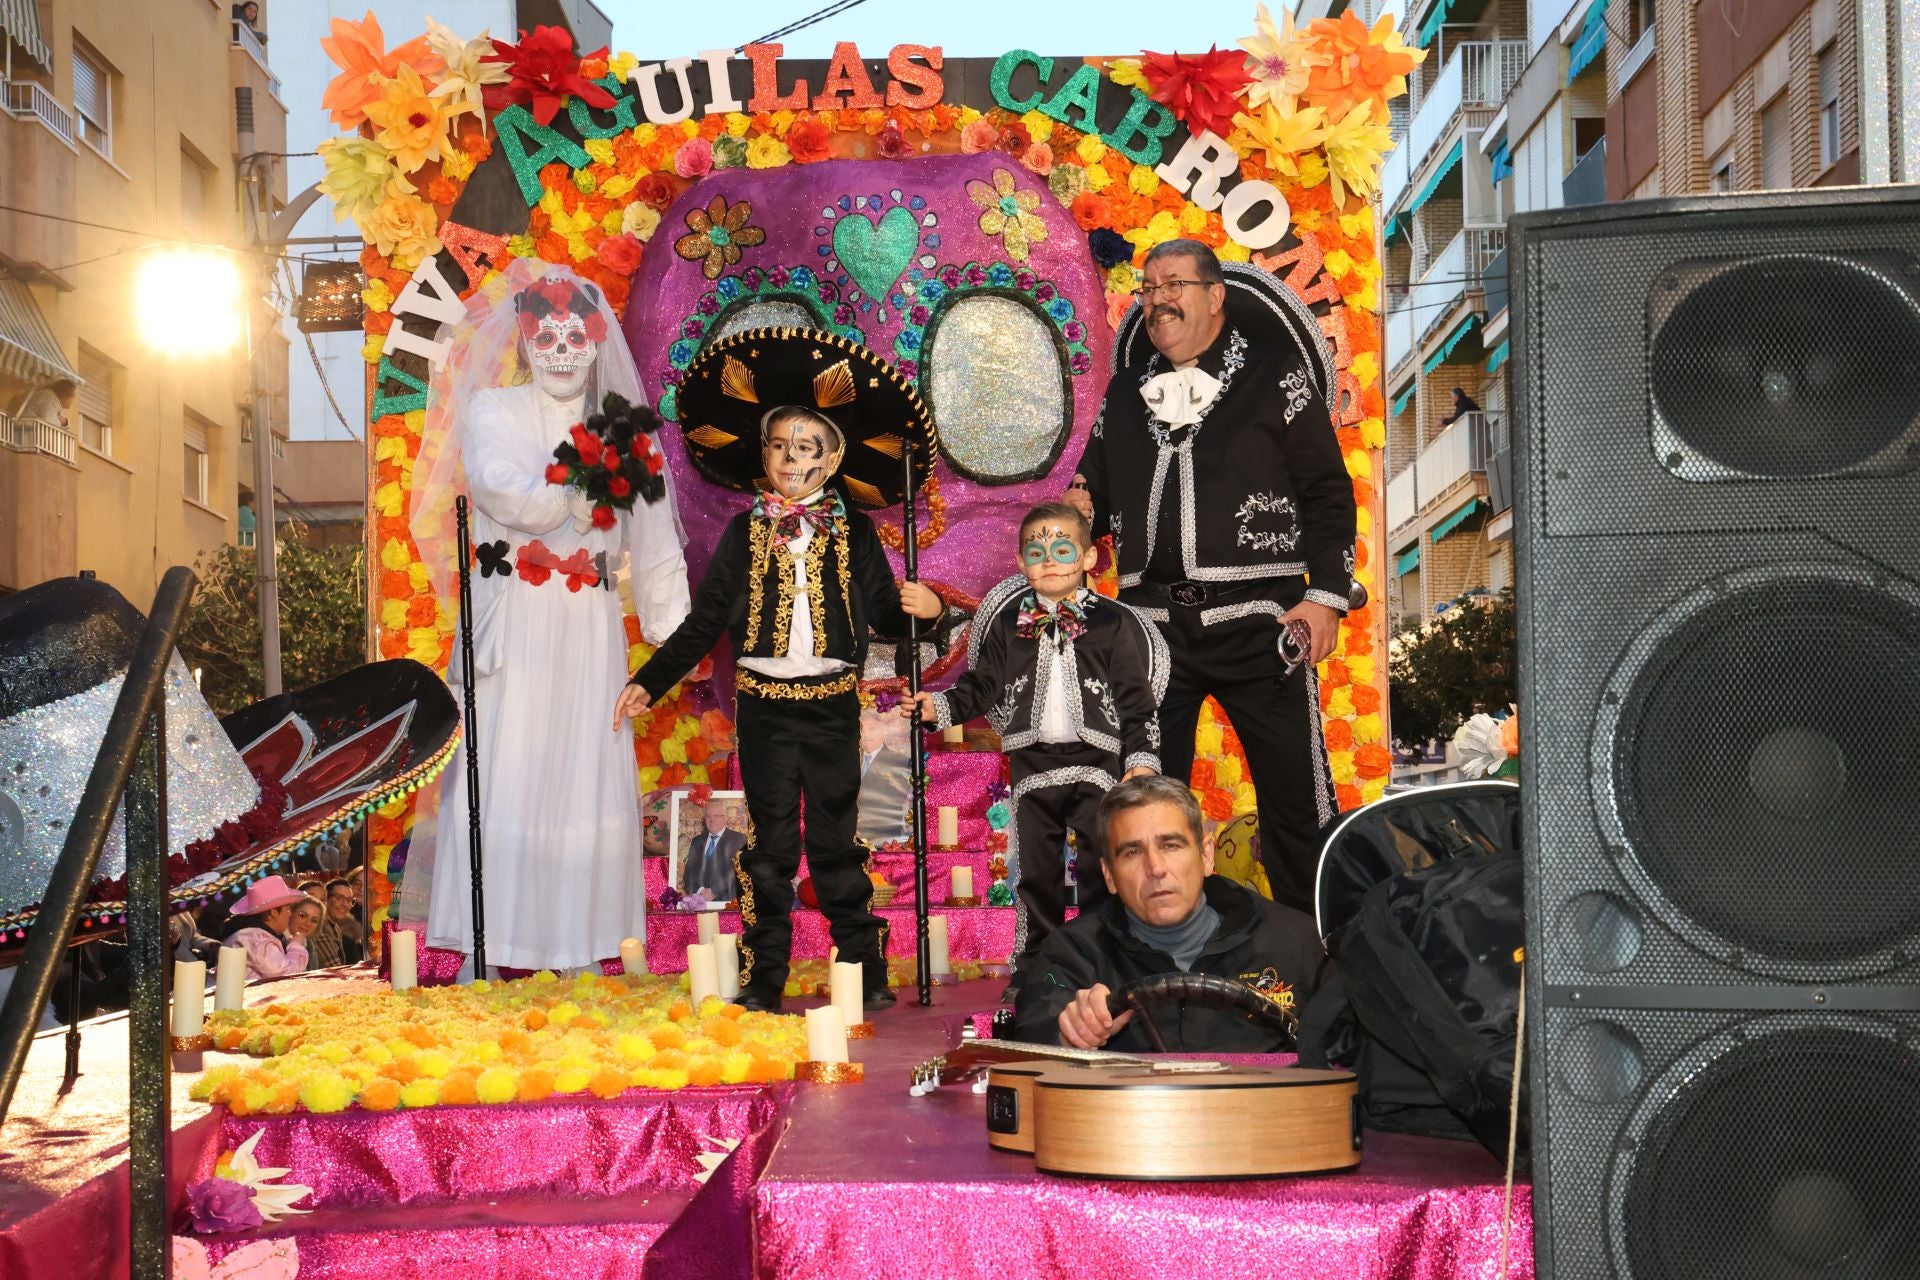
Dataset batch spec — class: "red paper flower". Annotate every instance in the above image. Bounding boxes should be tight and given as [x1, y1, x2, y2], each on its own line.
[877, 125, 913, 160]
[595, 233, 642, 275]
[634, 174, 678, 211]
[1141, 46, 1253, 140]
[789, 118, 833, 164]
[998, 123, 1032, 156]
[557, 548, 599, 592]
[570, 423, 604, 466]
[545, 462, 571, 485]
[516, 540, 557, 585]
[483, 25, 613, 128]
[591, 505, 616, 530]
[608, 474, 632, 498]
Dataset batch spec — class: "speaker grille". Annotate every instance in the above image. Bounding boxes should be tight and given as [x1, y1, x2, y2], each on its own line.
[1615, 1019, 1920, 1280]
[1649, 255, 1920, 481]
[1594, 565, 1920, 972]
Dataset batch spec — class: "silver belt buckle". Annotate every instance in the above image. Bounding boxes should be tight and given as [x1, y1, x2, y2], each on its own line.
[1169, 581, 1206, 608]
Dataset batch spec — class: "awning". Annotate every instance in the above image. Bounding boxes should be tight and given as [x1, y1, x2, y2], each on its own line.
[1407, 141, 1464, 217]
[1395, 543, 1422, 575]
[1567, 0, 1608, 81]
[1390, 383, 1416, 417]
[1489, 138, 1514, 183]
[1384, 215, 1404, 244]
[0, 0, 52, 71]
[1432, 497, 1486, 542]
[1423, 313, 1481, 373]
[1416, 0, 1457, 48]
[1486, 337, 1511, 374]
[0, 277, 82, 389]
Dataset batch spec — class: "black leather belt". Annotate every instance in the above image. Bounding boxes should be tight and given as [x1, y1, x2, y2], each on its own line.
[1128, 579, 1278, 608]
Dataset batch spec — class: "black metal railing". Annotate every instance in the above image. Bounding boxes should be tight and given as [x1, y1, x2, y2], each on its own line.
[0, 566, 197, 1280]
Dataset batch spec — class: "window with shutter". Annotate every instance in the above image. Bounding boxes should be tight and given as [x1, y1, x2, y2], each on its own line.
[183, 415, 209, 504]
[72, 45, 111, 156]
[181, 151, 206, 237]
[1818, 52, 1841, 168]
[77, 346, 114, 455]
[1759, 95, 1792, 190]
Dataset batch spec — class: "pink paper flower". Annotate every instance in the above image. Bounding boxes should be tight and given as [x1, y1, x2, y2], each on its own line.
[673, 137, 714, 179]
[959, 118, 1002, 154]
[1019, 142, 1055, 175]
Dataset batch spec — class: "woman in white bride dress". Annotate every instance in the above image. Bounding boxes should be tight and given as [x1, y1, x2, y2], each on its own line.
[403, 260, 689, 973]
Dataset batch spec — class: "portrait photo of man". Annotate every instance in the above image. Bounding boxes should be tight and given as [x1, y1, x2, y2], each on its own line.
[673, 793, 748, 903]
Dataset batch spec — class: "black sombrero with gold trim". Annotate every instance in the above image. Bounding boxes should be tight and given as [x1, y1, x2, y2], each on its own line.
[674, 328, 938, 509]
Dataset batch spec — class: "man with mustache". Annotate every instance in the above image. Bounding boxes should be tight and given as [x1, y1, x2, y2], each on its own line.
[1065, 239, 1355, 915]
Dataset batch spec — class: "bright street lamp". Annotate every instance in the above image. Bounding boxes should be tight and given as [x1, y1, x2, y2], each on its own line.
[135, 247, 247, 355]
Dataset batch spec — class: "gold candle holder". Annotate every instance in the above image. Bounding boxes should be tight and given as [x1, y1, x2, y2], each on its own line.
[845, 1020, 877, 1039]
[930, 972, 961, 986]
[794, 1060, 865, 1084]
[945, 895, 981, 907]
[170, 1032, 215, 1053]
[980, 962, 1014, 978]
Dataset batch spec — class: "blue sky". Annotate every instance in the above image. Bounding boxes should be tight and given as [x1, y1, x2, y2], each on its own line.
[593, 0, 1270, 60]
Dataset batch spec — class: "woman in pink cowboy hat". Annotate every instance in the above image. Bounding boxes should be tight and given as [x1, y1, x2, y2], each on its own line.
[220, 876, 311, 980]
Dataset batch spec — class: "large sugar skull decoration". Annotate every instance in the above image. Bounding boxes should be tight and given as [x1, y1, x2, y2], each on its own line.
[625, 155, 1110, 611]
[516, 275, 607, 400]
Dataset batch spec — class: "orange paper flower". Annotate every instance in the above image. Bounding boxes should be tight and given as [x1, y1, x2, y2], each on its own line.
[320, 11, 442, 131]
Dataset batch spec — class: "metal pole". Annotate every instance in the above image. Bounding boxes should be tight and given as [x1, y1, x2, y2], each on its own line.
[0, 566, 197, 1123]
[901, 448, 932, 1008]
[58, 950, 81, 1095]
[454, 497, 487, 976]
[243, 156, 283, 697]
[126, 703, 172, 1280]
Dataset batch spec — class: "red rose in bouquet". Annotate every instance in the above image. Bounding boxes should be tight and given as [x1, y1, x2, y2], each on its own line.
[546, 392, 670, 530]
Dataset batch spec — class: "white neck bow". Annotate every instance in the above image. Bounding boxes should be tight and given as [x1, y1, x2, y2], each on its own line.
[1139, 366, 1223, 427]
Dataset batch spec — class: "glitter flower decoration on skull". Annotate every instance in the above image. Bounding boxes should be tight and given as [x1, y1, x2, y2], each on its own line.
[515, 275, 606, 400]
[674, 196, 767, 281]
[966, 168, 1047, 263]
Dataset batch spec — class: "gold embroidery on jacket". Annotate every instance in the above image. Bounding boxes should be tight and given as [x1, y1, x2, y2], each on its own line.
[804, 533, 830, 655]
[744, 517, 774, 651]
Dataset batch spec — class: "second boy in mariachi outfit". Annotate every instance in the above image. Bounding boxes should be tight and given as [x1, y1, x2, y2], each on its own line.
[615, 328, 944, 1013]
[908, 502, 1168, 987]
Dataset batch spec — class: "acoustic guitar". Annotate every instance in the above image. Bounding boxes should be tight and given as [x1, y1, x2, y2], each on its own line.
[910, 1038, 1362, 1180]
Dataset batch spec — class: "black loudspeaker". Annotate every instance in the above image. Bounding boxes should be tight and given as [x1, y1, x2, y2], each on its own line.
[1510, 188, 1920, 1280]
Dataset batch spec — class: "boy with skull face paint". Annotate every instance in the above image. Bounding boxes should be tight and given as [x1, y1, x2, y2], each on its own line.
[616, 334, 944, 1012]
[905, 502, 1169, 991]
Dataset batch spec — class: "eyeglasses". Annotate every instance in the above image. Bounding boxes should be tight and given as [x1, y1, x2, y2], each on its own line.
[1139, 279, 1210, 301]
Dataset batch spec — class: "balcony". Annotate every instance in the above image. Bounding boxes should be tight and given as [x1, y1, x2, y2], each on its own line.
[2, 80, 74, 146]
[230, 20, 282, 99]
[0, 412, 77, 465]
[1388, 411, 1495, 535]
[1486, 414, 1513, 516]
[1481, 246, 1509, 322]
[1564, 139, 1607, 206]
[1382, 40, 1528, 213]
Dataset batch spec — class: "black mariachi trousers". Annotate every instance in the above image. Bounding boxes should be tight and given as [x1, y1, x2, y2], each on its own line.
[1008, 741, 1116, 974]
[1145, 580, 1339, 915]
[732, 671, 888, 997]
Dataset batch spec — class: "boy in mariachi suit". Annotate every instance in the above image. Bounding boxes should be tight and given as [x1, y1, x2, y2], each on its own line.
[614, 329, 944, 1013]
[906, 501, 1168, 994]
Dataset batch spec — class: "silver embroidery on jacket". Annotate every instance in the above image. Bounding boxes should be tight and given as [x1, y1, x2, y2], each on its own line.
[1233, 491, 1301, 556]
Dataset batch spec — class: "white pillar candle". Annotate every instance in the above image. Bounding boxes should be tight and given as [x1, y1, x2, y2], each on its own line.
[389, 930, 418, 991]
[697, 912, 719, 945]
[928, 915, 951, 976]
[170, 960, 206, 1037]
[829, 945, 838, 964]
[937, 807, 959, 847]
[829, 960, 865, 1031]
[687, 942, 720, 1006]
[619, 937, 647, 977]
[715, 933, 740, 999]
[214, 946, 248, 1012]
[950, 866, 974, 900]
[804, 1004, 849, 1064]
[942, 725, 966, 745]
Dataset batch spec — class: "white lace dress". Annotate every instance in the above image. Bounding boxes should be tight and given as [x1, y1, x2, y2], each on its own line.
[425, 384, 689, 970]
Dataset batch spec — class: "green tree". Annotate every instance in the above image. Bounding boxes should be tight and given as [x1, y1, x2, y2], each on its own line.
[178, 524, 368, 716]
[1388, 588, 1516, 750]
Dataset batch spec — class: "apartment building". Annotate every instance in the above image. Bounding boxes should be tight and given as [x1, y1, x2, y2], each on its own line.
[0, 0, 287, 601]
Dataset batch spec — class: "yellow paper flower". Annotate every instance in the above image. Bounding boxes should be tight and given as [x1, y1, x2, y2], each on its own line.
[317, 137, 416, 225]
[1083, 162, 1112, 192]
[1361, 777, 1388, 804]
[1075, 134, 1108, 165]
[361, 278, 394, 312]
[363, 192, 439, 268]
[364, 64, 466, 174]
[423, 19, 509, 136]
[1322, 101, 1395, 204]
[1232, 101, 1329, 180]
[1218, 240, 1253, 262]
[299, 1075, 355, 1114]
[475, 1066, 519, 1103]
[1127, 165, 1161, 196]
[1347, 654, 1376, 684]
[1240, 3, 1326, 111]
[1329, 750, 1358, 785]
[1351, 352, 1379, 385]
[746, 135, 792, 168]
[1359, 417, 1387, 449]
[622, 203, 661, 241]
[1106, 58, 1148, 89]
[1020, 109, 1055, 143]
[1325, 686, 1356, 719]
[724, 113, 751, 138]
[1353, 712, 1385, 744]
[583, 137, 616, 167]
[609, 52, 638, 83]
[399, 1079, 442, 1108]
[1295, 152, 1330, 188]
[966, 167, 1048, 262]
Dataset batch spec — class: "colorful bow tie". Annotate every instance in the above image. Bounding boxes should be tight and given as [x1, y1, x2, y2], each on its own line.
[1016, 594, 1089, 646]
[758, 491, 844, 543]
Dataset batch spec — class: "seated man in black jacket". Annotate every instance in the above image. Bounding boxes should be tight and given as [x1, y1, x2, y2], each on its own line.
[1011, 774, 1331, 1052]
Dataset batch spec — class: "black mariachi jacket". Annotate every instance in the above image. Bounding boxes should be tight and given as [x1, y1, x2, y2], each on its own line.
[928, 576, 1168, 775]
[1076, 324, 1357, 616]
[631, 499, 914, 701]
[1011, 876, 1335, 1054]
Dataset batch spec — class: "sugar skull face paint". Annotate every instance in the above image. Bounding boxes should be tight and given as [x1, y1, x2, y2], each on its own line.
[762, 409, 844, 501]
[1019, 522, 1093, 601]
[515, 277, 607, 402]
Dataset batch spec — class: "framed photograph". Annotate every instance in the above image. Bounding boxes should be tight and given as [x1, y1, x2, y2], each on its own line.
[667, 790, 748, 905]
[855, 705, 914, 847]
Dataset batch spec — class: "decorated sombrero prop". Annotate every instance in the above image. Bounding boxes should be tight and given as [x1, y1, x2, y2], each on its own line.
[1111, 259, 1337, 405]
[674, 327, 937, 509]
[0, 577, 459, 947]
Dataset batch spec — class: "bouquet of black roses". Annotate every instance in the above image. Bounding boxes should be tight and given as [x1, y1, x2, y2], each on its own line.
[544, 392, 669, 530]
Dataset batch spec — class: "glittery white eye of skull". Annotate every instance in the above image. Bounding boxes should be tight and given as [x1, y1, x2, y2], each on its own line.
[527, 311, 597, 397]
